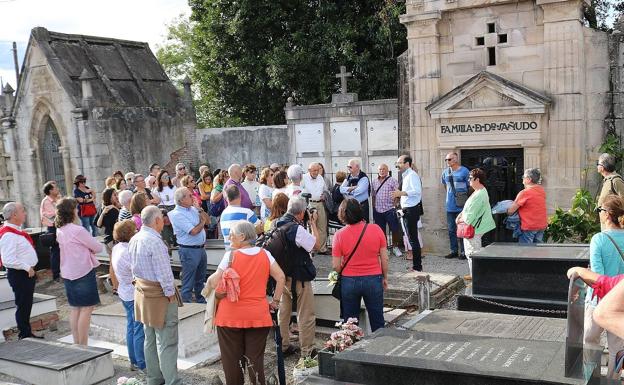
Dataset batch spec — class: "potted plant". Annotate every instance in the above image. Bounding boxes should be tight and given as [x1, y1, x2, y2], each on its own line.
[318, 318, 364, 377]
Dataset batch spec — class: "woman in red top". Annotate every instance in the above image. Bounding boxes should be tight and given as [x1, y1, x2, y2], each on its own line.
[332, 198, 389, 332]
[208, 220, 285, 385]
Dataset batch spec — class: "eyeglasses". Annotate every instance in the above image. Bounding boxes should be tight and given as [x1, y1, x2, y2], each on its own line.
[162, 175, 170, 179]
[178, 166, 186, 170]
[597, 207, 607, 213]
[597, 162, 603, 167]
[445, 158, 453, 161]
[468, 176, 475, 180]
[347, 166, 353, 169]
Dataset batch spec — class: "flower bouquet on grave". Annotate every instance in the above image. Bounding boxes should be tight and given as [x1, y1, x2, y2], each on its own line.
[117, 377, 141, 385]
[323, 318, 364, 353]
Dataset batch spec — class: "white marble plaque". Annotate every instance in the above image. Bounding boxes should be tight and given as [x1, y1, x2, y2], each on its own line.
[296, 157, 326, 172]
[330, 121, 361, 152]
[367, 119, 398, 151]
[332, 156, 361, 175]
[368, 156, 400, 176]
[295, 123, 324, 153]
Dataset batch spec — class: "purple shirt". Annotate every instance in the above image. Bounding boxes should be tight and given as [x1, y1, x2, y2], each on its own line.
[371, 176, 399, 213]
[223, 179, 253, 210]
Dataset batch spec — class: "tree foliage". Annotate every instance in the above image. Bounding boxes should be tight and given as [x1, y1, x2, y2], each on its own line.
[183, 0, 406, 127]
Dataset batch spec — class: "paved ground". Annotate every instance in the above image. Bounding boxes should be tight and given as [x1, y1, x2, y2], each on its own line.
[0, 250, 470, 385]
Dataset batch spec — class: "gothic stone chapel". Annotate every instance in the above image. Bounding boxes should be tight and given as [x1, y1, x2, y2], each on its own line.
[400, 0, 619, 252]
[0, 27, 197, 225]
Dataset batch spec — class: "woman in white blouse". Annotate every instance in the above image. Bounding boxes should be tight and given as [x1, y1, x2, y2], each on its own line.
[154, 170, 177, 211]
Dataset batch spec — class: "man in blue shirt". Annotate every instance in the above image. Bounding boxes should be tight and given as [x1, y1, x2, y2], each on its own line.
[392, 155, 423, 271]
[340, 159, 371, 222]
[168, 187, 209, 303]
[440, 152, 470, 259]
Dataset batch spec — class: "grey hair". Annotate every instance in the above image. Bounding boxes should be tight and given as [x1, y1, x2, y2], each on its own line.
[229, 220, 257, 245]
[287, 196, 307, 216]
[118, 190, 133, 206]
[599, 153, 616, 172]
[287, 164, 304, 183]
[523, 168, 541, 184]
[2, 202, 18, 220]
[141, 205, 162, 226]
[348, 158, 361, 168]
[176, 162, 186, 171]
[174, 187, 189, 205]
[133, 173, 144, 183]
[308, 162, 320, 170]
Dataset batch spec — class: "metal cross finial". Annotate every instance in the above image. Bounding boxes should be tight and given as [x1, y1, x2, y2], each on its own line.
[335, 65, 352, 94]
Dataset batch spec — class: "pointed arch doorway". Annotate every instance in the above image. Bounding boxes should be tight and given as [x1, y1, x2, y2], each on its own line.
[41, 118, 66, 194]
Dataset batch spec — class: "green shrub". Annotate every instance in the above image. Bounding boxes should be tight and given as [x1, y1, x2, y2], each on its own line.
[544, 189, 600, 243]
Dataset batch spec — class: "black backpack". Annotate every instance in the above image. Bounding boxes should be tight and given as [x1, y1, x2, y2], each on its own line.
[257, 222, 298, 295]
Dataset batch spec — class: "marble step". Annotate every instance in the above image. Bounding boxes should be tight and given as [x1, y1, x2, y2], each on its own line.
[0, 294, 58, 337]
[0, 338, 113, 385]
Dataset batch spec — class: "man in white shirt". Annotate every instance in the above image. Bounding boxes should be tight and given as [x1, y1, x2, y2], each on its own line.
[392, 155, 423, 272]
[302, 162, 329, 253]
[0, 202, 42, 339]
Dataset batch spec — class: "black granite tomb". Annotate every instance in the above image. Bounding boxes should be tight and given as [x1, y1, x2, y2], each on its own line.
[458, 243, 589, 317]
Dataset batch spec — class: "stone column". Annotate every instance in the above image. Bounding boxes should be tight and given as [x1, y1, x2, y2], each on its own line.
[538, 0, 586, 207]
[59, 146, 72, 195]
[401, 10, 444, 252]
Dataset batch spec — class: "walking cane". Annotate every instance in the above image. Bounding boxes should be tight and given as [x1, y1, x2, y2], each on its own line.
[271, 310, 286, 385]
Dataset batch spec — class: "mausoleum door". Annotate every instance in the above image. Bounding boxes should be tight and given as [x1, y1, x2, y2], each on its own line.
[41, 119, 66, 195]
[461, 148, 524, 244]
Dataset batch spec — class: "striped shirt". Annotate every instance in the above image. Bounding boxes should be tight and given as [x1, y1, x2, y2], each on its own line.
[129, 226, 175, 296]
[118, 207, 132, 221]
[220, 205, 261, 250]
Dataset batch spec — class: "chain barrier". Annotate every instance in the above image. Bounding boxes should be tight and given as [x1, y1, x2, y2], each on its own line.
[467, 295, 568, 315]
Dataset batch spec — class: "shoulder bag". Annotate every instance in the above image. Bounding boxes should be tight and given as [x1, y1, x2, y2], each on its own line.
[448, 169, 469, 207]
[332, 223, 368, 300]
[457, 213, 484, 239]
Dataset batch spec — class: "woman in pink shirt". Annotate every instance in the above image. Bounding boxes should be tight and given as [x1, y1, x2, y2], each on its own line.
[55, 197, 103, 345]
[40, 181, 61, 281]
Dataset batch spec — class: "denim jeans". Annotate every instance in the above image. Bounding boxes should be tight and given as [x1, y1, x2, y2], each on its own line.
[341, 274, 385, 332]
[122, 300, 145, 369]
[446, 211, 463, 255]
[79, 215, 97, 237]
[519, 230, 544, 244]
[179, 247, 207, 303]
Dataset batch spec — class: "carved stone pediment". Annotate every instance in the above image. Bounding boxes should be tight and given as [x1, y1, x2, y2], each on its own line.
[427, 71, 550, 119]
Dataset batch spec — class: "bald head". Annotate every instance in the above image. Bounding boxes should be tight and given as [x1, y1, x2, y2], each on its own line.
[3, 202, 26, 226]
[228, 164, 242, 182]
[377, 163, 389, 178]
[308, 162, 321, 179]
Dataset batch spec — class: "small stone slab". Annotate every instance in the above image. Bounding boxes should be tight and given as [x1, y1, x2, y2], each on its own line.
[93, 302, 205, 320]
[333, 328, 599, 385]
[0, 338, 111, 370]
[471, 243, 589, 261]
[398, 309, 567, 342]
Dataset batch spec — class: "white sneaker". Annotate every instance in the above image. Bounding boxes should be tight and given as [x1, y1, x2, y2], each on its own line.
[393, 247, 402, 257]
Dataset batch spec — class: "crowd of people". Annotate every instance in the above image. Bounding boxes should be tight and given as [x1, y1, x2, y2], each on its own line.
[9, 151, 624, 384]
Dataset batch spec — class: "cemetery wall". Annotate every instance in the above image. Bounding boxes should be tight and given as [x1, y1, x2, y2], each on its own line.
[195, 125, 290, 170]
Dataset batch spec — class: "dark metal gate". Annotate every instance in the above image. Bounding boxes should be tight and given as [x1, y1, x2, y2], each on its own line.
[461, 148, 524, 243]
[41, 119, 65, 194]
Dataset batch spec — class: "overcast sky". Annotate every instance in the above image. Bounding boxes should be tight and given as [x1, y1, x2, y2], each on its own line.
[0, 0, 190, 90]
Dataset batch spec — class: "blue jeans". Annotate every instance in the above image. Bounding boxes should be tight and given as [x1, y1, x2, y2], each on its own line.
[446, 211, 463, 255]
[341, 274, 384, 332]
[179, 247, 207, 303]
[79, 215, 97, 237]
[373, 209, 399, 233]
[519, 230, 544, 244]
[122, 300, 145, 369]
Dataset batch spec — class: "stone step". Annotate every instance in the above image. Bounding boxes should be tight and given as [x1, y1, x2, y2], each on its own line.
[0, 293, 58, 339]
[88, 301, 220, 367]
[0, 338, 113, 385]
[0, 273, 12, 303]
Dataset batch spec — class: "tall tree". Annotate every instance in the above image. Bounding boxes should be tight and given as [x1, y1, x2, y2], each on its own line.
[188, 0, 407, 126]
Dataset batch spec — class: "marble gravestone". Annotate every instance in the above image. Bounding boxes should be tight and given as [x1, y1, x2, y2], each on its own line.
[458, 243, 589, 317]
[331, 277, 602, 385]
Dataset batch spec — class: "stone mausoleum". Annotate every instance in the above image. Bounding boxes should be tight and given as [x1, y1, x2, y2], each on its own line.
[399, 0, 624, 252]
[0, 27, 197, 224]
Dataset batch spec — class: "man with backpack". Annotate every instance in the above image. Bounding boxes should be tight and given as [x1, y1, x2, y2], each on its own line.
[270, 196, 321, 358]
[598, 153, 624, 229]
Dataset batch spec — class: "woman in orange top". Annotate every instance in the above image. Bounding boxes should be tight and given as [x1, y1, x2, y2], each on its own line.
[208, 220, 285, 385]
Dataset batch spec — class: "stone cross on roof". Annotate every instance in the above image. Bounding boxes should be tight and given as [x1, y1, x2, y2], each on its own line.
[335, 66, 352, 94]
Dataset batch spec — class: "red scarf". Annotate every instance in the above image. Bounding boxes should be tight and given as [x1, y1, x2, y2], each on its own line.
[0, 225, 34, 268]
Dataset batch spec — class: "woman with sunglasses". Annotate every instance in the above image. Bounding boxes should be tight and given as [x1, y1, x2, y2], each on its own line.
[585, 195, 624, 379]
[154, 170, 177, 212]
[73, 175, 98, 236]
[257, 167, 274, 221]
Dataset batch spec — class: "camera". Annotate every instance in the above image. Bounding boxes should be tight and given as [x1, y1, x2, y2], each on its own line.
[300, 192, 317, 224]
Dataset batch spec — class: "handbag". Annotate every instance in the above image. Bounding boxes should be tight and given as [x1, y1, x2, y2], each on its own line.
[448, 169, 469, 207]
[79, 202, 97, 217]
[457, 214, 484, 240]
[603, 233, 624, 263]
[332, 224, 368, 300]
